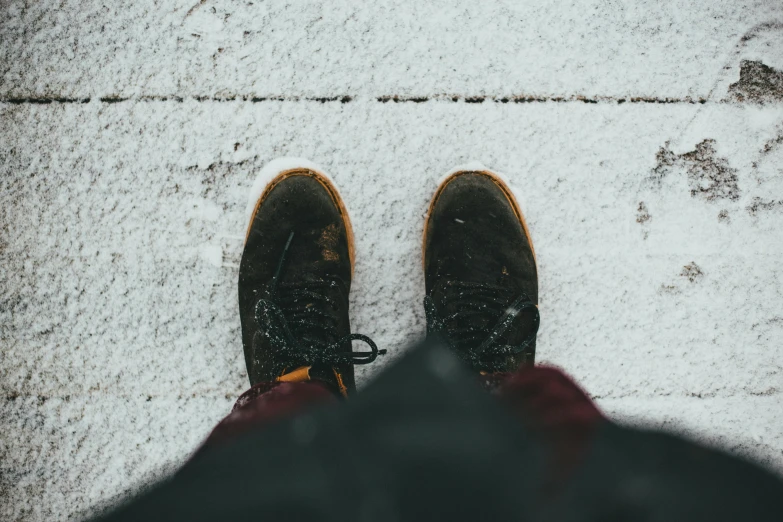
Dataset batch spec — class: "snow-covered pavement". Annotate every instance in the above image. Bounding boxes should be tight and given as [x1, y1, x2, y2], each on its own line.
[2, 1, 783, 520]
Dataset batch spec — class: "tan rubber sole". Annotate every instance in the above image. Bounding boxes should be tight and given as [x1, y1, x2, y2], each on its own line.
[423, 169, 537, 270]
[245, 168, 356, 275]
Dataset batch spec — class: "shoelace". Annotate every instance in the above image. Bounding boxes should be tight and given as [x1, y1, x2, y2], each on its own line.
[424, 281, 539, 371]
[254, 231, 385, 370]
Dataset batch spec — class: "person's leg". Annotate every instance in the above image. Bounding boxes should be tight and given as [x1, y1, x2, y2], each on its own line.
[482, 367, 603, 433]
[202, 160, 386, 452]
[422, 166, 602, 492]
[483, 366, 604, 494]
[200, 381, 336, 451]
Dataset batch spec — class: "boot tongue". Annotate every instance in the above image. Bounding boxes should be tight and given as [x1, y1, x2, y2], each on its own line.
[432, 280, 538, 361]
[267, 278, 342, 348]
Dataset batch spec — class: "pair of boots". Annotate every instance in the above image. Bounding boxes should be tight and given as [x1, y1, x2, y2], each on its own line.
[239, 159, 540, 396]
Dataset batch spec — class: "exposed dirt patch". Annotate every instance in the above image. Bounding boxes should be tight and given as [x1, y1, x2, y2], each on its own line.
[680, 262, 704, 283]
[652, 140, 740, 202]
[635, 201, 651, 224]
[651, 144, 677, 179]
[658, 262, 704, 294]
[747, 197, 783, 215]
[728, 60, 783, 103]
[760, 124, 783, 156]
[739, 21, 783, 43]
[658, 284, 681, 295]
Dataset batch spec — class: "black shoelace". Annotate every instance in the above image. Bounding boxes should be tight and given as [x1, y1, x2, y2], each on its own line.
[254, 231, 385, 370]
[424, 281, 539, 372]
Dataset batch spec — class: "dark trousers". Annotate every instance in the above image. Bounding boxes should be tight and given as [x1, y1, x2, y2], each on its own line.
[97, 345, 783, 522]
[200, 366, 604, 493]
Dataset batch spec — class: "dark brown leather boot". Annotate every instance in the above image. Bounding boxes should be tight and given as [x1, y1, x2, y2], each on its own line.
[423, 167, 539, 372]
[239, 162, 384, 396]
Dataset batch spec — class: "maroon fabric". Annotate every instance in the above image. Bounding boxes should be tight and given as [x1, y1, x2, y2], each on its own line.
[486, 365, 605, 495]
[200, 381, 336, 452]
[200, 365, 603, 489]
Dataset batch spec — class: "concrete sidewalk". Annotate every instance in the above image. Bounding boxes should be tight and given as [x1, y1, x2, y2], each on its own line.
[2, 1, 783, 520]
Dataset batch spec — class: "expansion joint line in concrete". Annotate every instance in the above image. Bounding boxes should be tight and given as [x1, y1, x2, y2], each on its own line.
[0, 94, 712, 105]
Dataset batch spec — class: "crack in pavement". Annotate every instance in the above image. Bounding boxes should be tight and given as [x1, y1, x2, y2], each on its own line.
[0, 94, 714, 105]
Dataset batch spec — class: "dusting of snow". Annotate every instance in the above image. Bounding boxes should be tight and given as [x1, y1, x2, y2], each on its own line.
[3, 99, 783, 522]
[3, 1, 783, 98]
[245, 157, 336, 224]
[3, 1, 783, 520]
[434, 162, 530, 227]
[199, 244, 223, 267]
[439, 161, 491, 183]
[194, 200, 222, 222]
[437, 163, 526, 211]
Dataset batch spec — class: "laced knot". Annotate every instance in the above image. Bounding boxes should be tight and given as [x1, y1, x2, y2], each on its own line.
[254, 231, 384, 371]
[424, 281, 539, 372]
